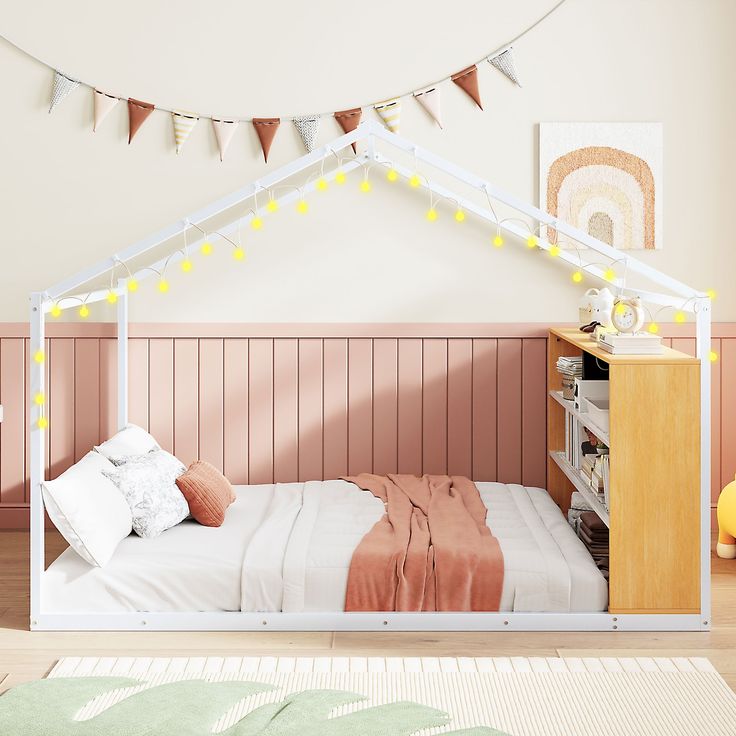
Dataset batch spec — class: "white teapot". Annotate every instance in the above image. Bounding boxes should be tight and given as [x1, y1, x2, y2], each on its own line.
[578, 288, 615, 329]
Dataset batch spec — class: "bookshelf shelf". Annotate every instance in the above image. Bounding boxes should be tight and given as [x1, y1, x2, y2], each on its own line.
[549, 450, 610, 527]
[549, 390, 610, 446]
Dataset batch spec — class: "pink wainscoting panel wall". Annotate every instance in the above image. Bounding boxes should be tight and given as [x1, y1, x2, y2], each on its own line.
[0, 323, 734, 528]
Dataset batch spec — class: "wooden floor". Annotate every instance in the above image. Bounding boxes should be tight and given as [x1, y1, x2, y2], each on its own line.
[2, 531, 735, 693]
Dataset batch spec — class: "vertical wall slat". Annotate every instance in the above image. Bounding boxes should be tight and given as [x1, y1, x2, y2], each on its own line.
[521, 338, 547, 488]
[148, 339, 174, 454]
[298, 339, 323, 482]
[397, 338, 423, 475]
[273, 339, 299, 483]
[472, 339, 498, 482]
[198, 339, 224, 471]
[711, 338, 722, 503]
[127, 338, 149, 430]
[173, 339, 199, 466]
[721, 338, 736, 498]
[373, 339, 398, 475]
[223, 339, 249, 484]
[49, 338, 75, 480]
[0, 339, 26, 503]
[447, 338, 472, 477]
[323, 339, 348, 479]
[348, 339, 373, 475]
[422, 338, 448, 475]
[74, 339, 100, 462]
[249, 339, 274, 485]
[497, 338, 523, 483]
[98, 337, 118, 441]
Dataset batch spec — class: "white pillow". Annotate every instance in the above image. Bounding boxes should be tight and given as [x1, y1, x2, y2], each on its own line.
[95, 424, 159, 464]
[42, 451, 133, 567]
[103, 449, 189, 538]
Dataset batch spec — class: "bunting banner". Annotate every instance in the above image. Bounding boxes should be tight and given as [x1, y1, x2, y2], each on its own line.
[374, 98, 401, 134]
[413, 86, 443, 129]
[93, 90, 118, 132]
[451, 66, 483, 110]
[489, 47, 521, 87]
[211, 118, 239, 161]
[172, 111, 198, 154]
[334, 108, 362, 153]
[253, 118, 280, 162]
[293, 115, 320, 152]
[127, 98, 155, 144]
[49, 71, 79, 114]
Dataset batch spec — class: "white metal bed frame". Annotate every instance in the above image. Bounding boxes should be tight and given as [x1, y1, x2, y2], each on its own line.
[29, 121, 711, 631]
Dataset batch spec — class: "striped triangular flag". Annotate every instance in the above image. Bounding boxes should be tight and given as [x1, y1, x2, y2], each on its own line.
[49, 71, 79, 113]
[172, 112, 198, 154]
[374, 98, 401, 134]
[211, 118, 239, 161]
[489, 47, 521, 87]
[93, 90, 119, 132]
[293, 115, 320, 152]
[413, 86, 443, 128]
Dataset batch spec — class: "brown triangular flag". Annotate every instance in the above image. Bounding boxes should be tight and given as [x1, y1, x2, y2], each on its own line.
[334, 108, 362, 153]
[127, 98, 155, 143]
[252, 118, 280, 162]
[451, 65, 483, 110]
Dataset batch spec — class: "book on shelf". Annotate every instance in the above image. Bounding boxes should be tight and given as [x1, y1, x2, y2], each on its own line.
[597, 331, 663, 355]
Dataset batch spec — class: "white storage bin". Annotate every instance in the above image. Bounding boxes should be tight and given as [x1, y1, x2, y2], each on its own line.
[573, 379, 609, 411]
[582, 396, 610, 434]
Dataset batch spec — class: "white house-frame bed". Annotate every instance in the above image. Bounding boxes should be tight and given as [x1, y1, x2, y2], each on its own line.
[28, 121, 711, 632]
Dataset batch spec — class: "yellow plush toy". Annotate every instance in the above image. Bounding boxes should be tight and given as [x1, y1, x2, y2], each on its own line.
[717, 475, 736, 558]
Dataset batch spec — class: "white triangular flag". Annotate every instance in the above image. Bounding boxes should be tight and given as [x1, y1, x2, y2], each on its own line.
[49, 71, 79, 113]
[172, 112, 198, 154]
[413, 86, 443, 128]
[211, 118, 239, 161]
[293, 115, 320, 152]
[489, 47, 521, 87]
[374, 98, 401, 134]
[93, 90, 119, 132]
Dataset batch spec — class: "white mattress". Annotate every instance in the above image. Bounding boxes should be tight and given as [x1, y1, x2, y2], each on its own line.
[44, 481, 608, 614]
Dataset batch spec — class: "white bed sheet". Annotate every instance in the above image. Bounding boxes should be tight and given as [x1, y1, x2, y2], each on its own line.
[44, 480, 608, 614]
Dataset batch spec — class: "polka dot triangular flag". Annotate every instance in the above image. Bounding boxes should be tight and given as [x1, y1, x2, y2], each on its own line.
[293, 115, 320, 152]
[413, 86, 443, 128]
[334, 108, 362, 153]
[489, 47, 521, 87]
[252, 118, 280, 163]
[452, 65, 483, 110]
[49, 71, 79, 114]
[211, 118, 239, 162]
[172, 111, 198, 154]
[93, 90, 119, 132]
[374, 98, 401, 134]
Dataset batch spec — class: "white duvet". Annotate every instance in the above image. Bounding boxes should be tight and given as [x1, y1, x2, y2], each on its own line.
[44, 480, 608, 613]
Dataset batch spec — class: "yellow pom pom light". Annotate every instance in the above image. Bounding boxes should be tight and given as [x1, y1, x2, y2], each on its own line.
[37, 416, 48, 430]
[386, 168, 398, 182]
[454, 209, 465, 223]
[674, 311, 686, 323]
[50, 303, 62, 318]
[648, 322, 660, 334]
[409, 174, 421, 188]
[296, 199, 309, 214]
[200, 241, 213, 255]
[266, 199, 279, 213]
[181, 259, 193, 273]
[233, 247, 245, 261]
[360, 179, 372, 193]
[158, 279, 169, 293]
[493, 234, 504, 248]
[251, 217, 263, 230]
[615, 302, 627, 315]
[78, 304, 90, 318]
[127, 278, 139, 292]
[316, 178, 328, 192]
[335, 170, 346, 185]
[707, 288, 717, 300]
[106, 290, 118, 304]
[34, 392, 45, 406]
[710, 350, 719, 362]
[603, 268, 616, 282]
[549, 245, 561, 257]
[426, 208, 438, 222]
[527, 235, 538, 248]
[572, 271, 583, 283]
[33, 350, 45, 364]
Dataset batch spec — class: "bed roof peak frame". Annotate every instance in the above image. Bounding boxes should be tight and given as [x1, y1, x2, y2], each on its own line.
[28, 120, 711, 632]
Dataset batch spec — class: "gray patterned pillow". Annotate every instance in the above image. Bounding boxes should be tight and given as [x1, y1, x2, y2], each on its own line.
[103, 450, 189, 538]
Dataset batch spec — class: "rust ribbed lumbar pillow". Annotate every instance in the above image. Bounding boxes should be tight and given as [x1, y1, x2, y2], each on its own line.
[175, 461, 236, 527]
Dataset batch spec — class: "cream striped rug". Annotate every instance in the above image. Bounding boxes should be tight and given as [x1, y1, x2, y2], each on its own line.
[34, 655, 736, 735]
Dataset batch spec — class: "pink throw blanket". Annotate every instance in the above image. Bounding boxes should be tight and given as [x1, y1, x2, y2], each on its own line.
[342, 474, 505, 612]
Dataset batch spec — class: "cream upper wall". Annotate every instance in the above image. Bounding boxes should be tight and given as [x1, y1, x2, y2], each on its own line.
[0, 0, 734, 323]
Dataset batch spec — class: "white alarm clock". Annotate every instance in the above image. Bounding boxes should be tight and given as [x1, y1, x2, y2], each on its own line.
[611, 296, 645, 334]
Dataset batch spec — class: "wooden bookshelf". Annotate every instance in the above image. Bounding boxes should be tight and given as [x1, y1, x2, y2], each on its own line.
[547, 327, 701, 615]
